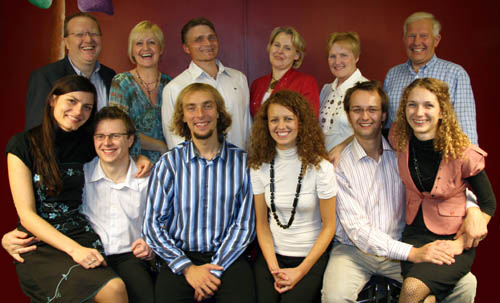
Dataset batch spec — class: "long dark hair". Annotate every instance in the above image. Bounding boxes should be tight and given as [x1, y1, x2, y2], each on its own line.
[28, 75, 97, 196]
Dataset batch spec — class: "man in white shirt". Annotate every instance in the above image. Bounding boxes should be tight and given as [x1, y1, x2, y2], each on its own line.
[161, 17, 251, 150]
[80, 106, 154, 302]
[321, 81, 476, 303]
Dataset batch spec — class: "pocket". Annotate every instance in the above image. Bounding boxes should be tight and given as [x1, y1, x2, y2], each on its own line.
[436, 200, 466, 217]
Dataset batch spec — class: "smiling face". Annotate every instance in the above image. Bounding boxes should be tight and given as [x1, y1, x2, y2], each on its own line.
[405, 86, 441, 140]
[269, 32, 299, 72]
[404, 18, 441, 71]
[182, 90, 219, 141]
[182, 25, 219, 64]
[64, 16, 102, 69]
[267, 103, 299, 150]
[51, 91, 94, 132]
[94, 119, 134, 165]
[348, 90, 386, 141]
[328, 42, 359, 85]
[132, 32, 162, 68]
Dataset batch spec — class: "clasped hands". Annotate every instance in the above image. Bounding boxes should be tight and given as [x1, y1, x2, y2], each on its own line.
[271, 267, 305, 294]
[183, 263, 224, 302]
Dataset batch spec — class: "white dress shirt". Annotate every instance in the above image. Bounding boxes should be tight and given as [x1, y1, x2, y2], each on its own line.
[68, 56, 108, 110]
[335, 137, 412, 261]
[161, 60, 252, 150]
[81, 157, 149, 255]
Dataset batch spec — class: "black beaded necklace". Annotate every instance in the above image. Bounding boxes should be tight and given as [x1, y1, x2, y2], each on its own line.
[269, 158, 306, 229]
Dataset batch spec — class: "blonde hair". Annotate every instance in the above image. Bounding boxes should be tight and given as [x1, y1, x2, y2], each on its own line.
[267, 26, 305, 69]
[393, 78, 470, 162]
[128, 21, 165, 64]
[170, 83, 232, 140]
[326, 32, 361, 58]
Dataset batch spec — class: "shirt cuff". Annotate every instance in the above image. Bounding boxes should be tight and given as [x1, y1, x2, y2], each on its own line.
[169, 254, 193, 275]
[388, 240, 413, 261]
[466, 201, 479, 209]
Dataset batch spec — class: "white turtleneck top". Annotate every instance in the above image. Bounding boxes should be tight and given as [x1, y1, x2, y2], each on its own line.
[250, 147, 337, 256]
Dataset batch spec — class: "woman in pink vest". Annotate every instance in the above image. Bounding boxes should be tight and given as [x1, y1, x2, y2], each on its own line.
[390, 78, 495, 303]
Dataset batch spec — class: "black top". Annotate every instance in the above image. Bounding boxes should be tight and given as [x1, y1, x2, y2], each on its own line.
[408, 135, 496, 216]
[5, 126, 98, 241]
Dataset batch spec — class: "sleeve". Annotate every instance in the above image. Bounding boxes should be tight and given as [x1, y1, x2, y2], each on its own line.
[249, 78, 263, 117]
[335, 162, 412, 260]
[161, 83, 185, 149]
[142, 157, 192, 274]
[466, 171, 496, 217]
[240, 73, 252, 150]
[108, 75, 143, 159]
[449, 69, 478, 145]
[319, 84, 330, 109]
[210, 166, 256, 277]
[250, 167, 265, 195]
[25, 70, 52, 130]
[5, 132, 33, 170]
[316, 160, 337, 199]
[300, 75, 320, 118]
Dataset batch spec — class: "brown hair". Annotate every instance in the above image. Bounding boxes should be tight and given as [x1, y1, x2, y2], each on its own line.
[181, 17, 216, 44]
[29, 75, 97, 196]
[393, 78, 470, 162]
[344, 80, 389, 127]
[94, 106, 136, 147]
[63, 12, 101, 37]
[248, 90, 327, 169]
[170, 83, 232, 141]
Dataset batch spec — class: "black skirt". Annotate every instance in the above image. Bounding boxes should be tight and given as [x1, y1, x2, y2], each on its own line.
[400, 209, 475, 301]
[15, 232, 118, 303]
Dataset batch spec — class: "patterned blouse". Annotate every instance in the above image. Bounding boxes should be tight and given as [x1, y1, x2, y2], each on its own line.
[109, 71, 172, 163]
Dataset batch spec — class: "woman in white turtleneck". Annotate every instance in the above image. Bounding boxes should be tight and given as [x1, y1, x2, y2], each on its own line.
[248, 90, 337, 303]
[319, 32, 368, 159]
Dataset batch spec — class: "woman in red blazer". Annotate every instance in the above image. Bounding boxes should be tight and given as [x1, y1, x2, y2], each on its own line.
[390, 78, 496, 303]
[250, 27, 319, 118]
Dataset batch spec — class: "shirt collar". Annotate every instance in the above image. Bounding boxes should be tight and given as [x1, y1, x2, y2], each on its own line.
[330, 68, 362, 92]
[188, 59, 226, 80]
[351, 136, 394, 162]
[87, 156, 142, 191]
[183, 139, 227, 163]
[405, 54, 438, 74]
[68, 55, 101, 76]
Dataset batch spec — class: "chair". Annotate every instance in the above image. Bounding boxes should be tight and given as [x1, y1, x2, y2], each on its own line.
[356, 275, 402, 303]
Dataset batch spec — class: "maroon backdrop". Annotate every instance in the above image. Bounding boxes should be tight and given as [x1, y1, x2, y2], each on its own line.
[1, 0, 498, 301]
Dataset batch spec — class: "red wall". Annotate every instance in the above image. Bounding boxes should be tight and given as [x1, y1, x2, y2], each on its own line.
[1, 0, 498, 301]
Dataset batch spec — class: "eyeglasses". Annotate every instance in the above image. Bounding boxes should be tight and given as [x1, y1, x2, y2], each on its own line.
[68, 32, 101, 39]
[350, 107, 381, 114]
[94, 133, 129, 141]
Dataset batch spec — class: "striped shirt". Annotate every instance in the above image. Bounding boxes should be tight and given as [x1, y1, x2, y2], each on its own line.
[384, 55, 478, 144]
[143, 140, 255, 277]
[335, 137, 412, 261]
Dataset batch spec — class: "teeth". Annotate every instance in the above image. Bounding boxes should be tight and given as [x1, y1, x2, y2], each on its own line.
[141, 54, 152, 57]
[82, 46, 94, 50]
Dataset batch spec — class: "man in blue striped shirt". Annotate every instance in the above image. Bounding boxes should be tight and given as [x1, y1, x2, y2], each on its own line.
[384, 12, 478, 144]
[143, 83, 256, 302]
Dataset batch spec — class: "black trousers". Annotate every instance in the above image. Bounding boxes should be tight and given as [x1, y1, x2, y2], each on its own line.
[253, 252, 328, 303]
[155, 251, 256, 303]
[107, 252, 155, 303]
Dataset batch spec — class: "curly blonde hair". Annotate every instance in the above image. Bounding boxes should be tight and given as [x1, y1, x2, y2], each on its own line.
[170, 83, 232, 141]
[248, 90, 327, 169]
[393, 78, 470, 162]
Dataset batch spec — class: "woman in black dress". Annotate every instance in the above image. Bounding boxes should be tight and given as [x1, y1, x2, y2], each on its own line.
[6, 75, 128, 302]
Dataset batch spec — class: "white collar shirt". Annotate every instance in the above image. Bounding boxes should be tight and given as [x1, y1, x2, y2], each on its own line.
[68, 56, 108, 110]
[81, 156, 149, 255]
[162, 60, 251, 150]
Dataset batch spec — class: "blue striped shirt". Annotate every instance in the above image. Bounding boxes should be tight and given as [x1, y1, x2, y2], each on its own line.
[384, 55, 478, 144]
[143, 140, 255, 277]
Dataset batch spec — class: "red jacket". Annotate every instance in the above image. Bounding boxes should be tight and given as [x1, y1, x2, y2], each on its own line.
[389, 129, 486, 235]
[250, 68, 319, 117]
